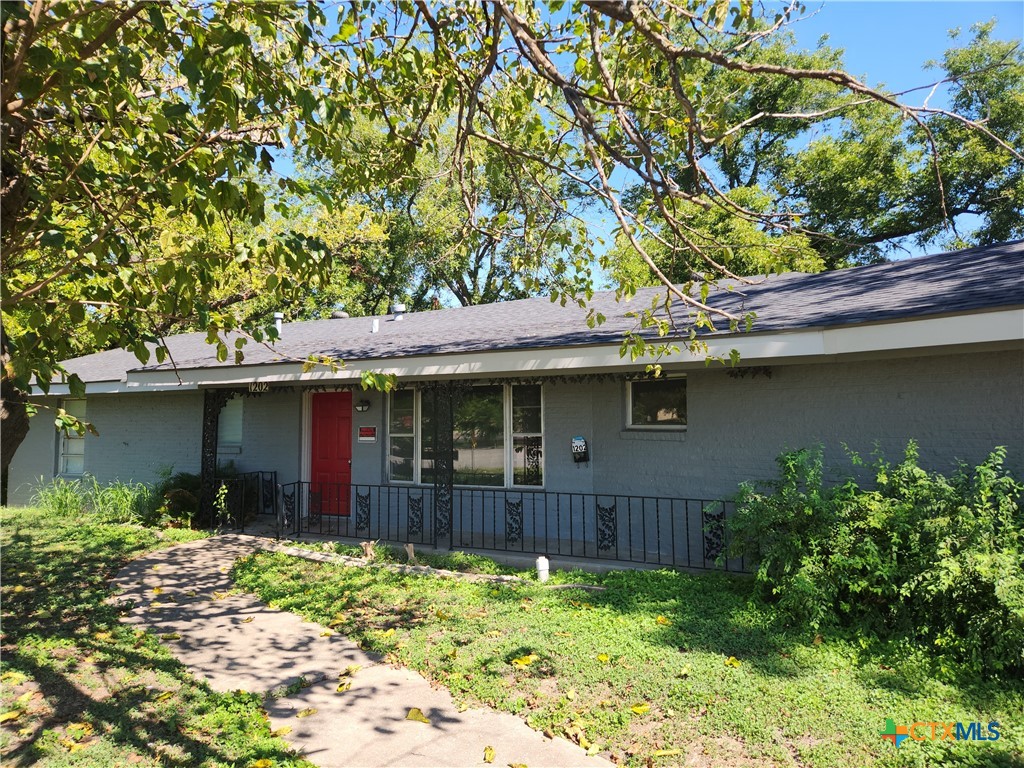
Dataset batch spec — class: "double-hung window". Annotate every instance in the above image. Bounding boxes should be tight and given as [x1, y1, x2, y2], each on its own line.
[388, 384, 543, 487]
[58, 399, 87, 476]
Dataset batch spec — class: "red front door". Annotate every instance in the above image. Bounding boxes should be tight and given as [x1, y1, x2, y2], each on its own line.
[310, 392, 352, 515]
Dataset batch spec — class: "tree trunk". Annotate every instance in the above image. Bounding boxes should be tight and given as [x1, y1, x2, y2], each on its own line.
[1, 338, 31, 504]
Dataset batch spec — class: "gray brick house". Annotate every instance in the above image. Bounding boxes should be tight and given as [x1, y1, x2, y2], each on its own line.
[9, 240, 1024, 568]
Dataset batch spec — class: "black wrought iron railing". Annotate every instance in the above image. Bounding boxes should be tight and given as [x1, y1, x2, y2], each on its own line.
[210, 471, 278, 532]
[278, 481, 746, 572]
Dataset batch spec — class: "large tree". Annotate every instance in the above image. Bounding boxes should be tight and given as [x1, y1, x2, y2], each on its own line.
[1, 1, 344, 477]
[3, 0, 1021, 478]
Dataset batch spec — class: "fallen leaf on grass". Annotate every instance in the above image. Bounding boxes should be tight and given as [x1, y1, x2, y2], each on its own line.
[241, 617, 254, 624]
[483, 745, 495, 763]
[724, 656, 742, 668]
[336, 680, 352, 693]
[596, 653, 610, 664]
[511, 653, 539, 668]
[0, 671, 28, 685]
[155, 691, 174, 702]
[405, 707, 430, 724]
[251, 760, 273, 768]
[270, 726, 292, 737]
[652, 748, 682, 757]
[380, 628, 395, 638]
[295, 708, 317, 718]
[435, 609, 452, 620]
[212, 591, 230, 601]
[339, 665, 361, 678]
[151, 587, 163, 595]
[94, 631, 113, 641]
[554, 631, 572, 638]
[656, 615, 672, 626]
[67, 722, 93, 738]
[486, 630, 502, 638]
[159, 633, 181, 641]
[0, 711, 22, 723]
[320, 630, 334, 637]
[586, 744, 601, 756]
[327, 615, 345, 628]
[59, 738, 86, 753]
[630, 703, 650, 715]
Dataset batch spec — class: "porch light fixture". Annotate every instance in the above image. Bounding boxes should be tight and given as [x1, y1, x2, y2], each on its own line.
[355, 399, 371, 413]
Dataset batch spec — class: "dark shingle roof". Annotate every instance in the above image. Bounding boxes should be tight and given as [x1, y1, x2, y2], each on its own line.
[64, 240, 1024, 382]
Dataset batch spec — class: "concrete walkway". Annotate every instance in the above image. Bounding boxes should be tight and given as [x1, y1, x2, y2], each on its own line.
[110, 534, 611, 768]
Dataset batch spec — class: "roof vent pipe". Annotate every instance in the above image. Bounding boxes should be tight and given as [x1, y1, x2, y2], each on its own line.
[371, 318, 380, 334]
[392, 302, 406, 321]
[274, 312, 284, 335]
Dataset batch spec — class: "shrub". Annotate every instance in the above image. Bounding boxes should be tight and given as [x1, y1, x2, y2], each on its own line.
[729, 443, 1024, 676]
[152, 469, 203, 527]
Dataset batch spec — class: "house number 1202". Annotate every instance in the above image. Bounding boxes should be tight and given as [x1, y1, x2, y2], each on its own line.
[248, 382, 269, 393]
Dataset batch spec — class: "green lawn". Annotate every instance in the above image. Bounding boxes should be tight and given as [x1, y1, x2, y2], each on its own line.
[234, 550, 1024, 768]
[0, 507, 312, 768]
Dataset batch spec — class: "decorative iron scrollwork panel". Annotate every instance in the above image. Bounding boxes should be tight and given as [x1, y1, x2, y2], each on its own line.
[702, 506, 726, 562]
[408, 495, 423, 536]
[281, 486, 296, 527]
[596, 502, 617, 551]
[355, 491, 370, 532]
[505, 500, 523, 544]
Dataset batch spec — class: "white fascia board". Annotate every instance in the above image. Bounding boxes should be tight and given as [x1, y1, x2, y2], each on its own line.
[47, 308, 1024, 394]
[821, 308, 1024, 355]
[34, 379, 200, 397]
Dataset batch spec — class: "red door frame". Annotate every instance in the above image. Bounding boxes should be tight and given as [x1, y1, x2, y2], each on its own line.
[309, 391, 353, 516]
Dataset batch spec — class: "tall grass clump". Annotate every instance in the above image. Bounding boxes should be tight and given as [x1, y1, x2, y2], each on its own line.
[31, 476, 159, 524]
[729, 442, 1024, 677]
[30, 476, 86, 517]
[86, 476, 159, 524]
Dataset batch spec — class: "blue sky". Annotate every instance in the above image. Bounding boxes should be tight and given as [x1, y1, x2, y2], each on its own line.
[582, 1, 1023, 263]
[789, 1, 1022, 95]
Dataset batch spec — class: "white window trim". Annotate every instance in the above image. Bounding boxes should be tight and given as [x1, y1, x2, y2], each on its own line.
[387, 384, 545, 489]
[387, 388, 417, 485]
[626, 375, 688, 431]
[509, 383, 544, 489]
[58, 398, 87, 476]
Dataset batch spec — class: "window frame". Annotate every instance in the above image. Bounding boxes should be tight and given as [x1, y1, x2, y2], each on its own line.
[387, 384, 545, 489]
[626, 375, 688, 430]
[217, 396, 244, 453]
[58, 398, 87, 476]
[387, 388, 418, 485]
